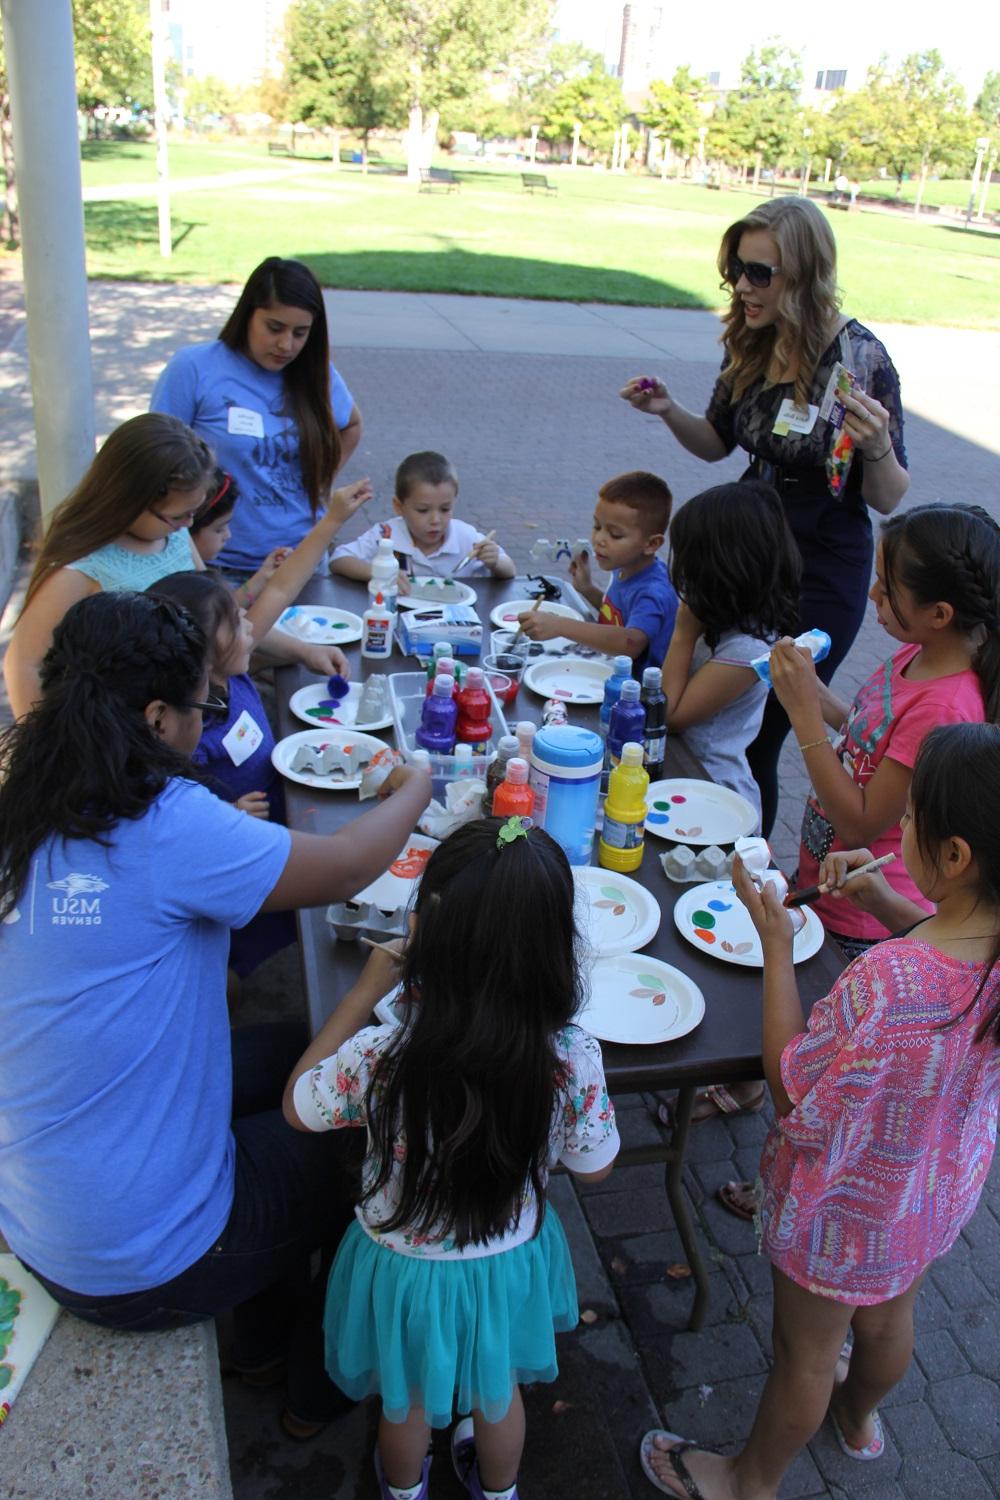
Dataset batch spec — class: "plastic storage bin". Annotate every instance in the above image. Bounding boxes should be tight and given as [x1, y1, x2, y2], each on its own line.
[388, 672, 510, 797]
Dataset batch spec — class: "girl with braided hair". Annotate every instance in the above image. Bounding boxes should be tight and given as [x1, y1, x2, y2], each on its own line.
[769, 502, 1000, 958]
[0, 592, 432, 1435]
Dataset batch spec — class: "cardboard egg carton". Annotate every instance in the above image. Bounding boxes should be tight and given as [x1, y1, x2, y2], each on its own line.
[658, 843, 734, 884]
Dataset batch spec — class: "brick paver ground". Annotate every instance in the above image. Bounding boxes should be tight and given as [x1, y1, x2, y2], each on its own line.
[3, 283, 1000, 1497]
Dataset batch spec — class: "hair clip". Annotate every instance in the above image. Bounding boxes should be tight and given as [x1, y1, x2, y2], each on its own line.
[203, 471, 232, 512]
[496, 815, 533, 849]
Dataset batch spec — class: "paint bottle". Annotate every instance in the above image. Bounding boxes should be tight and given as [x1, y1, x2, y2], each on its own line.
[361, 592, 393, 660]
[599, 655, 633, 739]
[415, 673, 457, 753]
[452, 743, 475, 781]
[529, 725, 604, 866]
[426, 655, 457, 695]
[369, 538, 399, 615]
[492, 757, 535, 818]
[607, 678, 645, 772]
[455, 666, 492, 747]
[599, 742, 649, 873]
[516, 720, 537, 766]
[640, 666, 667, 781]
[486, 734, 519, 805]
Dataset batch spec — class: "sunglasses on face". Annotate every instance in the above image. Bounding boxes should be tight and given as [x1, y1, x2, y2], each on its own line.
[726, 256, 784, 289]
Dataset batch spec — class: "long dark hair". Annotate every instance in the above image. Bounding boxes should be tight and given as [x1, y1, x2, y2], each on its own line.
[0, 592, 206, 920]
[147, 571, 241, 683]
[910, 724, 1000, 1041]
[219, 257, 340, 515]
[669, 481, 801, 649]
[363, 820, 583, 1247]
[24, 414, 214, 608]
[880, 503, 1000, 721]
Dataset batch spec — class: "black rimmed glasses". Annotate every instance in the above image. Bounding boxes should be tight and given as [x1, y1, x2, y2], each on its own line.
[726, 256, 784, 289]
[187, 689, 228, 715]
[149, 500, 206, 530]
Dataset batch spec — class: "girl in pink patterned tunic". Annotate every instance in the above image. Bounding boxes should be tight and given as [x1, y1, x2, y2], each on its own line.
[640, 723, 1000, 1500]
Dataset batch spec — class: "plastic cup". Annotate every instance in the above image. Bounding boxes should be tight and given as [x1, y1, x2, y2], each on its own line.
[483, 654, 523, 705]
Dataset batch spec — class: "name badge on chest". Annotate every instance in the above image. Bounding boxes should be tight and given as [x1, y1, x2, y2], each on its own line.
[227, 406, 265, 438]
[772, 399, 819, 438]
[222, 710, 264, 767]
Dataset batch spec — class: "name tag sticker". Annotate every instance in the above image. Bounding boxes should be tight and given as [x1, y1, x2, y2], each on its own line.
[227, 406, 265, 438]
[772, 399, 819, 437]
[222, 710, 264, 767]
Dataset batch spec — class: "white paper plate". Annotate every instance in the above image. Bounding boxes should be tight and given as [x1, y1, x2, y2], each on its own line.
[489, 599, 583, 629]
[645, 779, 759, 846]
[578, 955, 705, 1045]
[523, 656, 613, 705]
[573, 867, 661, 959]
[289, 681, 393, 733]
[374, 984, 408, 1028]
[273, 606, 363, 645]
[351, 835, 438, 909]
[271, 727, 387, 790]
[398, 578, 477, 609]
[673, 878, 825, 968]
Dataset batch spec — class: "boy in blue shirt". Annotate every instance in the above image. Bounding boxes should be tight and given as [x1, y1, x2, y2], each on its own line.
[519, 470, 677, 672]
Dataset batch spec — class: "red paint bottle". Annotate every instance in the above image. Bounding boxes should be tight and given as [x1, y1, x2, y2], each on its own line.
[492, 757, 535, 817]
[455, 666, 492, 746]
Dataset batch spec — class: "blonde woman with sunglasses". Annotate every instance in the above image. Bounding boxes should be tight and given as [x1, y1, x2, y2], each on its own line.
[620, 196, 910, 840]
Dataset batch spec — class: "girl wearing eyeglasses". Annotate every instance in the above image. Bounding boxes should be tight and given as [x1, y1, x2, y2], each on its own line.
[0, 590, 432, 1439]
[619, 196, 910, 839]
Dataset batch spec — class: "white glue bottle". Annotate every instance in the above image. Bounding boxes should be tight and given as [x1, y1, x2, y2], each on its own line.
[362, 591, 394, 660]
[369, 538, 399, 615]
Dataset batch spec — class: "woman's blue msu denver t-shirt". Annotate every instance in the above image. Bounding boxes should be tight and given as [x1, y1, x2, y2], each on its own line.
[0, 779, 290, 1295]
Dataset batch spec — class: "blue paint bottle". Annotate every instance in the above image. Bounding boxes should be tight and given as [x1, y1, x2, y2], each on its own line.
[607, 678, 645, 771]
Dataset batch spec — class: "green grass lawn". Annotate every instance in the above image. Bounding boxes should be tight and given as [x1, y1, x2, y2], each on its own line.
[72, 143, 1000, 329]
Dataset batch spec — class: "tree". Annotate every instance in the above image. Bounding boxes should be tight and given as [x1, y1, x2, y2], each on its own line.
[710, 41, 803, 177]
[539, 59, 625, 161]
[73, 0, 152, 117]
[285, 0, 393, 167]
[975, 69, 1000, 132]
[642, 65, 708, 177]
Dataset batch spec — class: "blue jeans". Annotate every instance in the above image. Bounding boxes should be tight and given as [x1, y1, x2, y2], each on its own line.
[23, 1023, 359, 1423]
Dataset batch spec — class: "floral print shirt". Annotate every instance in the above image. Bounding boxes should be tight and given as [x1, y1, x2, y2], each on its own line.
[293, 1023, 620, 1258]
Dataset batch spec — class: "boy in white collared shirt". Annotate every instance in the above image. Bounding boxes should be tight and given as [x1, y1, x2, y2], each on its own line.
[329, 451, 514, 589]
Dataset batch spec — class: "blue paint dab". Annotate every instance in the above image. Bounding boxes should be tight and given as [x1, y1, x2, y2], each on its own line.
[646, 812, 670, 825]
[707, 899, 732, 911]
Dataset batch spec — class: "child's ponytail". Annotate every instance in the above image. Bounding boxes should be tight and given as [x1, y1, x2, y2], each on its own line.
[880, 504, 1000, 721]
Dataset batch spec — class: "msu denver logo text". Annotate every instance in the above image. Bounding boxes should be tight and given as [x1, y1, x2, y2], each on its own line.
[47, 873, 108, 925]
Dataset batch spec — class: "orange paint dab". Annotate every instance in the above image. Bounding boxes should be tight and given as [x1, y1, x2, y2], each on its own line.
[389, 848, 432, 878]
[694, 928, 716, 944]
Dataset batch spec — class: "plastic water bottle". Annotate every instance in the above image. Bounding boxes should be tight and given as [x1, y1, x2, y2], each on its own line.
[599, 655, 633, 739]
[607, 678, 645, 772]
[369, 537, 399, 615]
[640, 666, 667, 781]
[599, 742, 650, 873]
[529, 725, 604, 866]
[492, 758, 535, 818]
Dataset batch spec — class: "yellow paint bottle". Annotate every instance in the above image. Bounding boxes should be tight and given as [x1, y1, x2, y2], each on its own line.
[598, 742, 649, 873]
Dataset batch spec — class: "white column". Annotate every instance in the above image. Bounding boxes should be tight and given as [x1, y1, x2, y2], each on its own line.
[1, 0, 95, 520]
[149, 0, 172, 257]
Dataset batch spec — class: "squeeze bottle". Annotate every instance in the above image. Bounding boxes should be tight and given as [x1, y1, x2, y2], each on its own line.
[455, 666, 492, 746]
[415, 674, 457, 753]
[599, 742, 649, 873]
[640, 666, 667, 780]
[516, 720, 537, 766]
[452, 743, 475, 780]
[529, 725, 604, 865]
[599, 655, 633, 739]
[486, 734, 519, 804]
[606, 678, 645, 771]
[369, 537, 399, 614]
[361, 592, 393, 660]
[492, 758, 535, 818]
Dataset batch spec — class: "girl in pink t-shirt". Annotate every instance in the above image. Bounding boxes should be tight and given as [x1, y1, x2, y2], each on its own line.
[770, 503, 1000, 955]
[640, 722, 1000, 1500]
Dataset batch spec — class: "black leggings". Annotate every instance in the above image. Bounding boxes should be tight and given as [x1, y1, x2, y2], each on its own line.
[748, 497, 874, 838]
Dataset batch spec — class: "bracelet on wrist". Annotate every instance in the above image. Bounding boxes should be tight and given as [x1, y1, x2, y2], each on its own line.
[868, 444, 893, 462]
[798, 737, 829, 752]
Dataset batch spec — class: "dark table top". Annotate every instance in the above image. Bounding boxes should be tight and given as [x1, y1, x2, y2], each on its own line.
[275, 575, 845, 1093]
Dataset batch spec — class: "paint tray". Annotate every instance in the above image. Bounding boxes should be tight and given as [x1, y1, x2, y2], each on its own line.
[387, 672, 509, 797]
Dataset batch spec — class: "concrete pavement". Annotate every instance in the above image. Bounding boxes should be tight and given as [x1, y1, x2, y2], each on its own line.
[2, 280, 1000, 1497]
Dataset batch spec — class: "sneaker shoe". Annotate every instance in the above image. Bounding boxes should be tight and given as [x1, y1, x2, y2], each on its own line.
[451, 1418, 519, 1500]
[374, 1447, 432, 1500]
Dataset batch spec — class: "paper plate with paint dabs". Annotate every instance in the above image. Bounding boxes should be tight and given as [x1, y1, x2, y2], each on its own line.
[573, 867, 661, 959]
[673, 879, 824, 968]
[578, 955, 705, 1045]
[274, 606, 363, 645]
[644, 779, 758, 846]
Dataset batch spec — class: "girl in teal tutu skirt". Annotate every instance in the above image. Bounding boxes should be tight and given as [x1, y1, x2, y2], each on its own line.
[284, 817, 620, 1500]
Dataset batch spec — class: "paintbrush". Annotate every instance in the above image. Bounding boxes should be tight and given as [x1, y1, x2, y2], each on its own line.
[453, 529, 496, 577]
[511, 595, 542, 649]
[360, 936, 405, 958]
[784, 852, 896, 908]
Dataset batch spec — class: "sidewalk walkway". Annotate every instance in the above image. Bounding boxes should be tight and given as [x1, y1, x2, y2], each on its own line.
[2, 282, 1000, 1497]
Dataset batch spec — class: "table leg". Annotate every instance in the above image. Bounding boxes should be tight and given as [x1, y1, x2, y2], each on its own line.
[664, 1084, 709, 1332]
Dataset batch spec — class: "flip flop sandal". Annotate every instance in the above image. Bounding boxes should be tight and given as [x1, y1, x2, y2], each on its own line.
[716, 1180, 758, 1221]
[828, 1406, 885, 1461]
[651, 1085, 765, 1130]
[639, 1430, 718, 1498]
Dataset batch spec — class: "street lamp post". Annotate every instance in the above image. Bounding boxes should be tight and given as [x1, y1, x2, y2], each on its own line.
[966, 137, 990, 227]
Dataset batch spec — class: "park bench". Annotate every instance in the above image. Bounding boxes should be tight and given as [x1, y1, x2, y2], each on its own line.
[521, 172, 557, 194]
[267, 141, 293, 156]
[419, 167, 460, 192]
